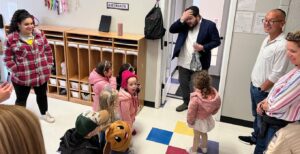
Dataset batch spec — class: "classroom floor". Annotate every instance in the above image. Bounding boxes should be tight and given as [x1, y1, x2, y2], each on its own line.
[2, 91, 255, 154]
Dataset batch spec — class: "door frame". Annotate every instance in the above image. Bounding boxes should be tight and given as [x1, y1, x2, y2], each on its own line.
[160, 0, 185, 106]
[215, 0, 238, 120]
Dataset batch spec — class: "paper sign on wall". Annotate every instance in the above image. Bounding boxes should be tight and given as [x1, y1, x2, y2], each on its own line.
[107, 2, 129, 11]
[237, 0, 256, 11]
[252, 13, 266, 35]
[234, 11, 254, 33]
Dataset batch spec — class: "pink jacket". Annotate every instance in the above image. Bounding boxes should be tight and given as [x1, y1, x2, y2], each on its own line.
[187, 87, 221, 125]
[88, 69, 116, 111]
[118, 88, 139, 127]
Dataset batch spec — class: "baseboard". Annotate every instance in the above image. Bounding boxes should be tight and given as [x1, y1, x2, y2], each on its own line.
[220, 116, 253, 128]
[144, 100, 155, 108]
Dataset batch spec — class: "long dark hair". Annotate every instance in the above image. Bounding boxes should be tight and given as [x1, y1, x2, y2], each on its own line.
[8, 9, 33, 34]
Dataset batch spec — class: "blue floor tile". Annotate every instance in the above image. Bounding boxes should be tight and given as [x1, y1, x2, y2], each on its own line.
[146, 127, 173, 145]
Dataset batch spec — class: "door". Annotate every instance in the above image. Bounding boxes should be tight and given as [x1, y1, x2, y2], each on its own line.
[161, 0, 185, 105]
[194, 0, 229, 76]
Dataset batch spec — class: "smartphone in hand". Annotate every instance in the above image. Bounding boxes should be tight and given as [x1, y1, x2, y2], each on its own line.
[6, 73, 11, 83]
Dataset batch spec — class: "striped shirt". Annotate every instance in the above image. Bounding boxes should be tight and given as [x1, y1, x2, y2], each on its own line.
[266, 68, 300, 121]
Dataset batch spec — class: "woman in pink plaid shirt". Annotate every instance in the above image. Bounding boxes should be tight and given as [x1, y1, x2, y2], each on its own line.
[4, 9, 55, 123]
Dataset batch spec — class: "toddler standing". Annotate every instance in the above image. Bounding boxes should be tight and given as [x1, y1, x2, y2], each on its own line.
[187, 71, 221, 154]
[89, 60, 116, 111]
[118, 70, 140, 135]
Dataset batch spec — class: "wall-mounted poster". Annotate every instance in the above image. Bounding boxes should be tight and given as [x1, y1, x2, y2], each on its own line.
[237, 0, 256, 11]
[252, 13, 266, 35]
[234, 11, 254, 33]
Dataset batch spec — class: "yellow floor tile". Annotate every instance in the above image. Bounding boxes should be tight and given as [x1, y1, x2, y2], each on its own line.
[174, 121, 194, 136]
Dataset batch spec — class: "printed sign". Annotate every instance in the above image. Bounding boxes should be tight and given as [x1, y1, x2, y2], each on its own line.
[107, 2, 129, 10]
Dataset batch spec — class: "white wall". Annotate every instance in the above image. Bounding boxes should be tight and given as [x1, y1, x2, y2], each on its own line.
[0, 0, 165, 103]
[221, 0, 300, 121]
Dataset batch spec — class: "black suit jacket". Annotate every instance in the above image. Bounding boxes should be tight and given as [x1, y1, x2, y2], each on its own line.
[169, 18, 221, 70]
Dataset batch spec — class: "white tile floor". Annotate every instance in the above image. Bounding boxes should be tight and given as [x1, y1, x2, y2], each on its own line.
[2, 92, 255, 154]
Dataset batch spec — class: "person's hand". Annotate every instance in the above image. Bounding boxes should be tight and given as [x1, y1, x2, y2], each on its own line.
[256, 102, 264, 115]
[257, 99, 268, 115]
[0, 83, 13, 103]
[193, 42, 204, 52]
[261, 100, 269, 111]
[180, 10, 193, 22]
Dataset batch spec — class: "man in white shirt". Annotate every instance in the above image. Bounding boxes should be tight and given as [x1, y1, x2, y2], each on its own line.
[238, 9, 289, 154]
[169, 6, 221, 112]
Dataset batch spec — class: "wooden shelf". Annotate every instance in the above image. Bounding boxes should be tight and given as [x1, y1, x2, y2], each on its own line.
[36, 25, 146, 107]
[48, 93, 68, 101]
[48, 84, 57, 87]
[69, 75, 79, 81]
[56, 75, 67, 79]
[81, 77, 89, 83]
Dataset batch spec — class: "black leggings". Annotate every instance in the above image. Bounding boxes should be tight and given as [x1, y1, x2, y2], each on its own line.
[13, 82, 48, 115]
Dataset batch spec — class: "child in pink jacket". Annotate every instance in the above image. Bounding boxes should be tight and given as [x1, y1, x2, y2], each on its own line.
[118, 70, 139, 135]
[89, 60, 116, 111]
[187, 71, 221, 154]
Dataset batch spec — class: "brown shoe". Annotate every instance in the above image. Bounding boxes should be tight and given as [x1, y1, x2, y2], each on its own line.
[176, 103, 188, 112]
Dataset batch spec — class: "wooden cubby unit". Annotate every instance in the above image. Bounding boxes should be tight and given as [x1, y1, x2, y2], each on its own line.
[38, 25, 72, 101]
[65, 28, 146, 106]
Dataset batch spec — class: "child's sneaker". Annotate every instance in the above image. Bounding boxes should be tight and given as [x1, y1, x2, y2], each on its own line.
[186, 147, 198, 154]
[41, 111, 55, 123]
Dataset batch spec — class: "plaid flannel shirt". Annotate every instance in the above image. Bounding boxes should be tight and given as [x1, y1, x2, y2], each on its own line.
[4, 29, 53, 87]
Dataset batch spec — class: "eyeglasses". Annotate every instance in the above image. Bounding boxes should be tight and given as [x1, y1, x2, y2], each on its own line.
[286, 32, 300, 41]
[261, 19, 283, 25]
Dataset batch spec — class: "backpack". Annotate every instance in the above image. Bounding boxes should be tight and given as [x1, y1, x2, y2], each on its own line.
[144, 4, 166, 40]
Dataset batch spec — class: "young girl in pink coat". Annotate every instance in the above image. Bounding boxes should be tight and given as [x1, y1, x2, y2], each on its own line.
[89, 60, 116, 111]
[187, 71, 221, 154]
[118, 70, 139, 135]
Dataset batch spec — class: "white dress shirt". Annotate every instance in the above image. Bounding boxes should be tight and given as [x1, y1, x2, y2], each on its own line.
[251, 33, 289, 90]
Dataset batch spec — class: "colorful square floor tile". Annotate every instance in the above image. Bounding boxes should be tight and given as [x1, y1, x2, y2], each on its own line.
[146, 127, 173, 145]
[197, 140, 219, 154]
[167, 140, 219, 154]
[166, 146, 188, 154]
[174, 121, 194, 136]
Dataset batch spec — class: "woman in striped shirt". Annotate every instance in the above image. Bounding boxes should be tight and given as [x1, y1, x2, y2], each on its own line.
[256, 31, 300, 153]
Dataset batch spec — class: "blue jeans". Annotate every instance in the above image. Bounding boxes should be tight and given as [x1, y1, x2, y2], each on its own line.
[254, 126, 277, 154]
[250, 83, 269, 142]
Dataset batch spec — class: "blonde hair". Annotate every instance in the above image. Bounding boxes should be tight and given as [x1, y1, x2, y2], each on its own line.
[0, 105, 46, 154]
[99, 87, 118, 110]
[192, 70, 213, 99]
